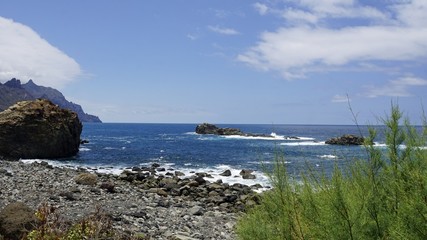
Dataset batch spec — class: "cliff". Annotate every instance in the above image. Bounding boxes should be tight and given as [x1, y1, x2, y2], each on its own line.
[0, 78, 101, 123]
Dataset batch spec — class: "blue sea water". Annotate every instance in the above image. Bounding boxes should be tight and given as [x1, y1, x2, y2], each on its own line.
[25, 123, 389, 187]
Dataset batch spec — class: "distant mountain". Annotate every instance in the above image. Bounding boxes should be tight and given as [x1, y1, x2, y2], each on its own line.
[0, 78, 102, 123]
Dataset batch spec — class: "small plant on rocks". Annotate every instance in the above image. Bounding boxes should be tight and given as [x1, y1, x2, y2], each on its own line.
[24, 203, 120, 240]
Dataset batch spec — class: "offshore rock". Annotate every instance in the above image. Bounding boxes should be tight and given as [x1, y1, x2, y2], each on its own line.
[196, 123, 275, 138]
[0, 99, 82, 159]
[195, 123, 243, 135]
[325, 134, 365, 146]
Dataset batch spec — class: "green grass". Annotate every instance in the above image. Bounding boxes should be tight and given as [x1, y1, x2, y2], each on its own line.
[236, 105, 427, 240]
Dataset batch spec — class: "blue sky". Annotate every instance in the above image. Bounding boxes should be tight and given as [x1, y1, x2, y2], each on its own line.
[0, 0, 426, 124]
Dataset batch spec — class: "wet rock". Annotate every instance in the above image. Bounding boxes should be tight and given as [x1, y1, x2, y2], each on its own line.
[194, 176, 206, 185]
[220, 169, 232, 176]
[240, 169, 256, 179]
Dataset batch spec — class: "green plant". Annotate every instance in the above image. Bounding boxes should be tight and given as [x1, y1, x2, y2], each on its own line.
[236, 105, 427, 239]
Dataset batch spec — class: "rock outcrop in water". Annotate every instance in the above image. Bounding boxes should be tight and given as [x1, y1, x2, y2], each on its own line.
[0, 99, 82, 159]
[325, 134, 365, 146]
[196, 123, 277, 138]
[196, 123, 244, 136]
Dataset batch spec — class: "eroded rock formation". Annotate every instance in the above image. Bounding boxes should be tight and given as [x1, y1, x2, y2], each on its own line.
[0, 99, 82, 159]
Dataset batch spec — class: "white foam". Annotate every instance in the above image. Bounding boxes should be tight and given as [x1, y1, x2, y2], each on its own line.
[20, 159, 126, 175]
[19, 159, 271, 191]
[281, 141, 326, 146]
[223, 132, 286, 141]
[293, 137, 316, 141]
[372, 143, 413, 149]
[185, 132, 197, 135]
[319, 154, 338, 159]
[79, 147, 91, 151]
[174, 164, 271, 191]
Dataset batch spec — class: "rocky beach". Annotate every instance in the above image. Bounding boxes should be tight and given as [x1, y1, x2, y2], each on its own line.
[0, 160, 261, 239]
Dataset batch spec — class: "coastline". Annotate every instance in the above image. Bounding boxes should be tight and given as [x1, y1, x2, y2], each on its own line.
[0, 160, 261, 239]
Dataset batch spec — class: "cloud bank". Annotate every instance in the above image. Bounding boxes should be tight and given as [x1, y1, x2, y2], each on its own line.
[365, 77, 427, 98]
[0, 17, 81, 88]
[240, 0, 427, 79]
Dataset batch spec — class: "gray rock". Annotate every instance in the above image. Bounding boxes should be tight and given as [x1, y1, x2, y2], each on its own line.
[220, 169, 232, 176]
[189, 206, 204, 216]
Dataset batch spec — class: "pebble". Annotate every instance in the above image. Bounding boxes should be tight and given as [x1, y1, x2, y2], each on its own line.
[0, 160, 260, 239]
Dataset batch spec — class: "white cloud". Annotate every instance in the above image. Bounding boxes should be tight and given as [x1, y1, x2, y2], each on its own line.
[332, 94, 350, 103]
[282, 9, 319, 24]
[295, 0, 388, 20]
[393, 0, 427, 27]
[186, 33, 199, 41]
[208, 25, 240, 35]
[365, 76, 427, 98]
[254, 2, 269, 15]
[238, 1, 427, 79]
[0, 17, 81, 88]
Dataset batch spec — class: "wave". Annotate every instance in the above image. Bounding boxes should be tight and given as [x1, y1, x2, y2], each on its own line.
[103, 146, 127, 150]
[79, 147, 91, 151]
[223, 132, 313, 141]
[372, 143, 427, 150]
[281, 141, 326, 146]
[318, 154, 339, 159]
[185, 132, 198, 135]
[178, 164, 271, 192]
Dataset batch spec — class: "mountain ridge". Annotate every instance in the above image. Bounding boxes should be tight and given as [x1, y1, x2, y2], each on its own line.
[0, 78, 101, 123]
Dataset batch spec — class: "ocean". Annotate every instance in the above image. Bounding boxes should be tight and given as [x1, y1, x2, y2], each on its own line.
[23, 123, 389, 188]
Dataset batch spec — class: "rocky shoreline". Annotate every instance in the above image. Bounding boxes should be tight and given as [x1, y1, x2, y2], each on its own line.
[0, 160, 262, 239]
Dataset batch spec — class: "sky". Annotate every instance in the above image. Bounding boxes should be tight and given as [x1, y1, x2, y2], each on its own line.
[0, 0, 426, 124]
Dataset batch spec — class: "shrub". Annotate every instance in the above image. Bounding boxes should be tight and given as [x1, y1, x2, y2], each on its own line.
[236, 105, 427, 239]
[24, 203, 118, 240]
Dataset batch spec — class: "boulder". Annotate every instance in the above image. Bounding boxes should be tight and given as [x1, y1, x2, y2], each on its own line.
[240, 169, 256, 179]
[0, 99, 82, 159]
[220, 169, 232, 177]
[0, 202, 37, 240]
[325, 134, 365, 146]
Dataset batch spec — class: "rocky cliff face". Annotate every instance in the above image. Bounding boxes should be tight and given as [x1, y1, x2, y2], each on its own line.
[0, 79, 33, 110]
[0, 99, 82, 159]
[0, 78, 101, 123]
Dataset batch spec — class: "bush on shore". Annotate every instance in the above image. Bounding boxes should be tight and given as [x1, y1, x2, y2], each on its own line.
[22, 203, 147, 240]
[236, 105, 427, 239]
